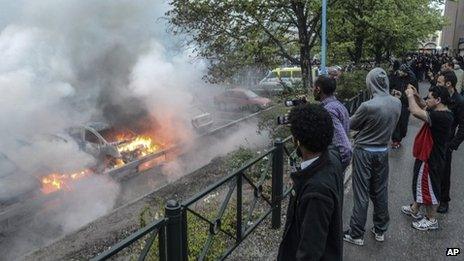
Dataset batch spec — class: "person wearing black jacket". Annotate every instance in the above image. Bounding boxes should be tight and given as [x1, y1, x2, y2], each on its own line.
[277, 104, 344, 261]
[437, 71, 464, 213]
[390, 63, 418, 149]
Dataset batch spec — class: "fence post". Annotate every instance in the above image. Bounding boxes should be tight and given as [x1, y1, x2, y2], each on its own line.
[165, 200, 183, 261]
[271, 138, 284, 229]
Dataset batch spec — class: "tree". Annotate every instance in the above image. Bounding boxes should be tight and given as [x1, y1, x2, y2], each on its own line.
[328, 0, 444, 64]
[166, 0, 338, 89]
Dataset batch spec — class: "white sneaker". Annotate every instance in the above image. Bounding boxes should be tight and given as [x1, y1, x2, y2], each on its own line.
[343, 230, 364, 246]
[370, 227, 385, 242]
[401, 205, 423, 219]
[412, 217, 438, 231]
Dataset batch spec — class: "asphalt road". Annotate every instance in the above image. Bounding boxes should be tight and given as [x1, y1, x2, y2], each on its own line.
[343, 82, 464, 260]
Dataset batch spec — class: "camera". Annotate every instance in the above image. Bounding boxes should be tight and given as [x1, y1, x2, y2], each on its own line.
[284, 97, 307, 107]
[277, 97, 308, 125]
[277, 114, 289, 125]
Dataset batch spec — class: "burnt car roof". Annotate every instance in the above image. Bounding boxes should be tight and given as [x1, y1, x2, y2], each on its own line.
[85, 122, 111, 131]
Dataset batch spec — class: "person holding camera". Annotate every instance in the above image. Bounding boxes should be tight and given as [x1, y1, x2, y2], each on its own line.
[277, 104, 344, 261]
[390, 63, 418, 149]
[343, 68, 401, 245]
[313, 75, 352, 170]
[401, 84, 453, 230]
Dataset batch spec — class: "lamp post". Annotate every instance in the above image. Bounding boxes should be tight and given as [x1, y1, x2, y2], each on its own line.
[320, 0, 328, 75]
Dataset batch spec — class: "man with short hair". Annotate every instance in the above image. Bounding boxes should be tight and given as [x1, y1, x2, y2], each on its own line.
[401, 85, 453, 230]
[343, 68, 401, 245]
[313, 75, 352, 170]
[436, 71, 464, 213]
[277, 104, 344, 261]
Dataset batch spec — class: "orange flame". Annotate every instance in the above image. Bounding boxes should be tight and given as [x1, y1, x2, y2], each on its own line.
[41, 129, 172, 195]
[41, 169, 92, 194]
[117, 135, 160, 157]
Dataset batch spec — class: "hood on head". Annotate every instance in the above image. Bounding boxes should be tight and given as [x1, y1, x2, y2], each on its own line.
[366, 68, 389, 96]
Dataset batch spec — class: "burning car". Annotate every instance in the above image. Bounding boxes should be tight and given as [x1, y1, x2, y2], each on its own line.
[214, 88, 271, 111]
[67, 122, 161, 171]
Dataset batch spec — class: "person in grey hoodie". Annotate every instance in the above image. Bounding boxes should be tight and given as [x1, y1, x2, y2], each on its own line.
[343, 68, 401, 245]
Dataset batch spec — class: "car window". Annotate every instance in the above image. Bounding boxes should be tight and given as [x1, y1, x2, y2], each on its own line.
[227, 91, 240, 98]
[244, 90, 258, 98]
[292, 70, 302, 78]
[280, 71, 292, 78]
[267, 71, 277, 78]
[238, 91, 251, 99]
[85, 130, 100, 144]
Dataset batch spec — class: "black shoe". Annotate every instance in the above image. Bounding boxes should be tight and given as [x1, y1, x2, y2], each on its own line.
[437, 202, 449, 213]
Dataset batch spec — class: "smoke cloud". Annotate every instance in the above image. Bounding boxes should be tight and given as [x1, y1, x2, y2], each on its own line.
[0, 0, 214, 258]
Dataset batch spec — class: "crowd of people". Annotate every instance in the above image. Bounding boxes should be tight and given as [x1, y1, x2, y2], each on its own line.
[277, 53, 464, 260]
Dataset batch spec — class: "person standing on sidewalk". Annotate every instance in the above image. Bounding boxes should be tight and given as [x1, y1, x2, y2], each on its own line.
[452, 61, 464, 95]
[437, 71, 464, 213]
[343, 68, 401, 245]
[390, 63, 417, 149]
[313, 75, 352, 171]
[401, 85, 453, 230]
[277, 104, 344, 261]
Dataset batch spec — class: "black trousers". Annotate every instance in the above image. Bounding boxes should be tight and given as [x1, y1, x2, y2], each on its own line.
[392, 106, 410, 142]
[441, 149, 453, 203]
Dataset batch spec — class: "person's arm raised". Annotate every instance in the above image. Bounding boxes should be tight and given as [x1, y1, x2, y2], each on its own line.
[406, 84, 428, 122]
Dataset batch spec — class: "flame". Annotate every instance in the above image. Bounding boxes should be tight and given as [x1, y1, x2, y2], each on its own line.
[41, 133, 163, 194]
[117, 135, 160, 157]
[41, 169, 93, 194]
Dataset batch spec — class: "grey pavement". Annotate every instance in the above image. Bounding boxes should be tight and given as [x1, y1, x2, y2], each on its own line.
[343, 82, 464, 260]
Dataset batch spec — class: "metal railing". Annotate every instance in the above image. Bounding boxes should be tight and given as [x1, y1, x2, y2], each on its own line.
[92, 137, 295, 261]
[343, 89, 371, 115]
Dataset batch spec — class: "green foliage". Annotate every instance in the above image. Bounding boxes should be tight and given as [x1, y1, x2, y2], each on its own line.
[328, 0, 444, 63]
[336, 70, 368, 100]
[166, 0, 325, 88]
[185, 202, 237, 260]
[225, 147, 257, 171]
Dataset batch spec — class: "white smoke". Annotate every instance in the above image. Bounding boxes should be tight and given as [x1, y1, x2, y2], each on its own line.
[161, 122, 269, 181]
[0, 0, 209, 258]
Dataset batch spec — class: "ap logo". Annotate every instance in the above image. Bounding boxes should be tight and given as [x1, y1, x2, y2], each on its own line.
[446, 248, 460, 256]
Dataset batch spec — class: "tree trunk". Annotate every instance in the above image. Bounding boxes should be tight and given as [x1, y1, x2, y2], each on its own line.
[353, 36, 364, 64]
[300, 46, 311, 91]
[292, 3, 311, 91]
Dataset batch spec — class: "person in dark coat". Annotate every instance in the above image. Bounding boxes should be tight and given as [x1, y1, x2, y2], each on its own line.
[277, 104, 344, 261]
[390, 63, 418, 149]
[437, 71, 464, 213]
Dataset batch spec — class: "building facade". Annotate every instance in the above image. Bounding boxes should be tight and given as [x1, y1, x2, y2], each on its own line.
[441, 0, 464, 55]
[419, 31, 442, 54]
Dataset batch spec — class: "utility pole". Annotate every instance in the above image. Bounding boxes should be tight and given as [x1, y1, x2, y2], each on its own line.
[320, 0, 328, 75]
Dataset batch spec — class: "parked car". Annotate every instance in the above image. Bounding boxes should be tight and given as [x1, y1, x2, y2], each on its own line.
[188, 105, 214, 134]
[214, 88, 271, 111]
